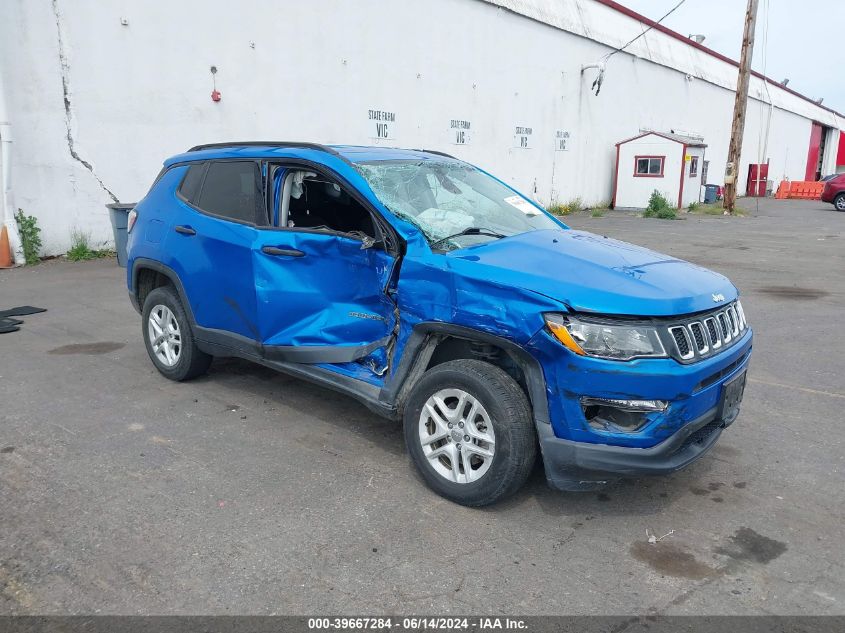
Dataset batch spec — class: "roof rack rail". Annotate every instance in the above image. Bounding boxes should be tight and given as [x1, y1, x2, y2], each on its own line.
[187, 141, 344, 157]
[411, 148, 458, 159]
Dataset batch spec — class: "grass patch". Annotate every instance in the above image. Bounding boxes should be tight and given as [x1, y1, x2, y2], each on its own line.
[642, 190, 677, 219]
[548, 197, 584, 216]
[14, 209, 43, 265]
[643, 207, 678, 219]
[590, 200, 611, 217]
[694, 204, 725, 215]
[687, 202, 748, 216]
[67, 230, 113, 261]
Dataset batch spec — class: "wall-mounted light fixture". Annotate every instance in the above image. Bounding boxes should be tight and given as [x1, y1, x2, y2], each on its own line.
[210, 66, 221, 102]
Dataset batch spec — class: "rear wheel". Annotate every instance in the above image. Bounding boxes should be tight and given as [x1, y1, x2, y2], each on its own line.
[403, 359, 536, 506]
[834, 194, 845, 211]
[142, 286, 212, 381]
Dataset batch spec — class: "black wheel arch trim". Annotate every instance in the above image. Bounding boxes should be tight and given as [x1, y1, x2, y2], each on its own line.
[381, 322, 550, 425]
[131, 259, 196, 322]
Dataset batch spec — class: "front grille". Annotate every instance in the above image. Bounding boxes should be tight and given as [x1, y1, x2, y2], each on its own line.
[670, 327, 691, 357]
[727, 306, 740, 336]
[694, 348, 751, 392]
[718, 313, 729, 338]
[663, 301, 747, 363]
[689, 322, 707, 353]
[705, 318, 720, 349]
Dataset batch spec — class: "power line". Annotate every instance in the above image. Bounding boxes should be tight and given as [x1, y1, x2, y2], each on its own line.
[584, 0, 687, 96]
[603, 0, 688, 61]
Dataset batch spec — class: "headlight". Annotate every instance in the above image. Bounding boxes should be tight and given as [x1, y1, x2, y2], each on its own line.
[544, 314, 667, 361]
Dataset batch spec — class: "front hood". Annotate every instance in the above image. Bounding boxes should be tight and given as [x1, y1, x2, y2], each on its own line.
[447, 229, 737, 316]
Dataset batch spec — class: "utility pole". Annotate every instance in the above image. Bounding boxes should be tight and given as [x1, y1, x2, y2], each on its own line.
[724, 0, 759, 214]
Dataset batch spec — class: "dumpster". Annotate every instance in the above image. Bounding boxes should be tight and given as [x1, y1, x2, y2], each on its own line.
[106, 202, 136, 268]
[703, 184, 720, 204]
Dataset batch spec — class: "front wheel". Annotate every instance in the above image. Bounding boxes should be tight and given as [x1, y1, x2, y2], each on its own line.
[834, 194, 845, 212]
[403, 359, 536, 506]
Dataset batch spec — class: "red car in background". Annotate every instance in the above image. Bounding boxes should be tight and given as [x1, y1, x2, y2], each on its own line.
[821, 174, 845, 211]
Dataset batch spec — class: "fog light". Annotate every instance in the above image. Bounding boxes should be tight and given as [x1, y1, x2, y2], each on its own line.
[580, 397, 668, 433]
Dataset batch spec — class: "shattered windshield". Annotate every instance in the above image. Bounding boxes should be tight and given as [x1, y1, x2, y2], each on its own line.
[355, 160, 560, 251]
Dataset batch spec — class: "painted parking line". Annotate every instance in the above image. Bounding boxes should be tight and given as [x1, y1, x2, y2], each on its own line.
[748, 377, 845, 400]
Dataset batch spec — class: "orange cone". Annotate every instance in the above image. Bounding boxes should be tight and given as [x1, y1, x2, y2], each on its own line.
[0, 225, 12, 268]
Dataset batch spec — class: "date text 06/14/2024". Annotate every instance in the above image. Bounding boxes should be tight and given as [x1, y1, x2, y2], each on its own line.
[307, 618, 528, 630]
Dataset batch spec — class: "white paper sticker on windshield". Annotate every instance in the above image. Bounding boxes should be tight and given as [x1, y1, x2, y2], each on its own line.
[504, 195, 539, 216]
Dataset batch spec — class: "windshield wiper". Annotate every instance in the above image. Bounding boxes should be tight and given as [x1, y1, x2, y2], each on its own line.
[430, 227, 507, 250]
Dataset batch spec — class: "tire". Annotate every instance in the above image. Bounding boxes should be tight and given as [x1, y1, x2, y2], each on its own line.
[403, 359, 537, 506]
[142, 286, 212, 381]
[834, 194, 845, 212]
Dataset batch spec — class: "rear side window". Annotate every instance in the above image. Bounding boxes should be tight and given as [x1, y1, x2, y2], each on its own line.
[194, 161, 266, 225]
[177, 163, 206, 203]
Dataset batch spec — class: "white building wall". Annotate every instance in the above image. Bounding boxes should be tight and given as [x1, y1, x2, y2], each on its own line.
[0, 0, 842, 255]
[615, 136, 683, 209]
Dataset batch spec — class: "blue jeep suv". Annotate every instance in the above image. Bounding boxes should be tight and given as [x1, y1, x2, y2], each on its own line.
[127, 142, 752, 506]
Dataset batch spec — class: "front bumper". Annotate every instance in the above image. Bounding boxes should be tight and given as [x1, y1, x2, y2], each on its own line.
[538, 404, 730, 490]
[527, 327, 752, 490]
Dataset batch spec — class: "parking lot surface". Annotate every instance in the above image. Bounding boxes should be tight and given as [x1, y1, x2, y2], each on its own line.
[1, 198, 843, 615]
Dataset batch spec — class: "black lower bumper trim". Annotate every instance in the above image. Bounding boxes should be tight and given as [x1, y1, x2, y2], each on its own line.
[538, 406, 727, 491]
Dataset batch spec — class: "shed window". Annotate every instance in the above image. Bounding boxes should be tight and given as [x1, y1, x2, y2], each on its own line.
[689, 156, 699, 177]
[634, 156, 664, 177]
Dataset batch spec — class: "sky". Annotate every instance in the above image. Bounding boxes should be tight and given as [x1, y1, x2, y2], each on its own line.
[617, 0, 843, 114]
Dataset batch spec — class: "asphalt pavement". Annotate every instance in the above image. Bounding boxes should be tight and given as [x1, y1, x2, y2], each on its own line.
[0, 197, 843, 615]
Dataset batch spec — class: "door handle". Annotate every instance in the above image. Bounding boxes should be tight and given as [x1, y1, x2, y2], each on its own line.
[262, 246, 305, 257]
[174, 225, 196, 236]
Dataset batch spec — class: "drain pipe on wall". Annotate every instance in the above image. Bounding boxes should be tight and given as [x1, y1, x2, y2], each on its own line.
[0, 67, 24, 266]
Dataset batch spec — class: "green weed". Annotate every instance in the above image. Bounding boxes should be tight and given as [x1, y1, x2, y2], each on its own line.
[548, 197, 584, 216]
[642, 190, 677, 219]
[14, 209, 42, 265]
[67, 230, 112, 261]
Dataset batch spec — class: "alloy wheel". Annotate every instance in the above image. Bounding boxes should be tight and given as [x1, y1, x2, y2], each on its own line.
[418, 388, 496, 484]
[148, 304, 182, 367]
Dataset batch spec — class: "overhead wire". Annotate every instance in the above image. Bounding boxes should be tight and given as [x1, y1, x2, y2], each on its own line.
[602, 0, 688, 61]
[587, 0, 688, 95]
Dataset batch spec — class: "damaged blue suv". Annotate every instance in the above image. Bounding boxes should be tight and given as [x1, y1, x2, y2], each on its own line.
[127, 142, 752, 506]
